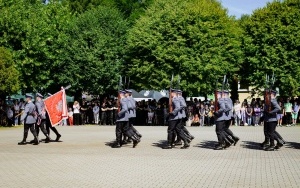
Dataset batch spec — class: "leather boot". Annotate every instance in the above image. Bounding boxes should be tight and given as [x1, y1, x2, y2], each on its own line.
[132, 135, 140, 148]
[275, 140, 284, 150]
[224, 137, 232, 148]
[45, 135, 51, 143]
[55, 134, 61, 142]
[18, 133, 28, 145]
[33, 136, 39, 145]
[233, 136, 240, 146]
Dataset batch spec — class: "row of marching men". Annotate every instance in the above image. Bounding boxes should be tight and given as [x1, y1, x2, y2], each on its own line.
[18, 93, 62, 145]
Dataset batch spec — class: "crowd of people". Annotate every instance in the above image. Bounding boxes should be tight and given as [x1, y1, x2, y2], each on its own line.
[1, 96, 299, 127]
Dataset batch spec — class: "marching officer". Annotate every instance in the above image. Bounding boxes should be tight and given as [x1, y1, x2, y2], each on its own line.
[124, 90, 142, 143]
[164, 89, 190, 149]
[262, 90, 284, 151]
[174, 90, 194, 145]
[18, 94, 39, 145]
[223, 91, 239, 147]
[113, 90, 140, 148]
[214, 90, 227, 150]
[35, 93, 51, 143]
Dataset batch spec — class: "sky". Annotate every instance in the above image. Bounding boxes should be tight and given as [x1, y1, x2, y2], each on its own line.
[220, 0, 273, 18]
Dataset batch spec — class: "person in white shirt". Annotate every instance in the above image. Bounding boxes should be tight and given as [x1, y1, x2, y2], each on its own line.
[234, 100, 241, 126]
[93, 103, 100, 124]
[6, 106, 14, 126]
[73, 101, 81, 125]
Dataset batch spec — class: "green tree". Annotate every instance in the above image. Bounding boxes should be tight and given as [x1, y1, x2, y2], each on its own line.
[240, 0, 300, 96]
[0, 47, 20, 97]
[126, 0, 242, 96]
[54, 5, 128, 98]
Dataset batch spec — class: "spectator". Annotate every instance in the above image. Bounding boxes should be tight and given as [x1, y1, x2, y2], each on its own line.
[68, 108, 73, 126]
[292, 101, 299, 126]
[240, 103, 246, 126]
[73, 101, 81, 125]
[93, 103, 100, 124]
[191, 114, 200, 126]
[6, 106, 14, 126]
[204, 105, 210, 126]
[100, 101, 107, 125]
[246, 103, 253, 126]
[253, 103, 261, 126]
[199, 104, 205, 126]
[147, 109, 154, 125]
[234, 100, 241, 126]
[277, 101, 284, 126]
[13, 100, 20, 126]
[284, 98, 292, 126]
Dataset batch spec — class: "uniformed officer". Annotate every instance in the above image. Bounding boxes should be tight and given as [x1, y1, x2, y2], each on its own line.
[35, 93, 51, 143]
[113, 90, 140, 148]
[223, 91, 240, 147]
[18, 94, 39, 145]
[124, 90, 142, 143]
[214, 91, 227, 150]
[174, 90, 194, 145]
[262, 90, 284, 151]
[164, 89, 190, 149]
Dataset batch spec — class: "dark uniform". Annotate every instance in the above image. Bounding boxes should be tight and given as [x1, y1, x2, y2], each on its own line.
[223, 91, 239, 147]
[164, 89, 190, 149]
[263, 90, 284, 151]
[35, 93, 51, 143]
[18, 94, 39, 145]
[174, 90, 194, 145]
[214, 91, 227, 150]
[113, 90, 140, 148]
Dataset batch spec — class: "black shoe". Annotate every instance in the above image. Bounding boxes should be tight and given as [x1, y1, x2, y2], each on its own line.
[18, 141, 27, 145]
[133, 140, 139, 148]
[180, 144, 190, 149]
[29, 140, 35, 144]
[190, 135, 195, 140]
[265, 145, 275, 151]
[138, 134, 142, 138]
[163, 145, 172, 149]
[174, 141, 183, 146]
[281, 139, 286, 145]
[33, 138, 39, 145]
[233, 137, 240, 146]
[112, 144, 121, 148]
[55, 134, 61, 142]
[214, 144, 224, 150]
[224, 142, 231, 148]
[122, 140, 128, 145]
[275, 143, 284, 150]
[45, 137, 50, 143]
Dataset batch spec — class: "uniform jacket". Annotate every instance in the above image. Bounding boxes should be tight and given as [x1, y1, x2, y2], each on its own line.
[224, 98, 233, 121]
[215, 98, 227, 122]
[169, 96, 181, 121]
[264, 98, 280, 122]
[35, 100, 46, 120]
[127, 96, 136, 118]
[117, 97, 129, 122]
[21, 101, 37, 124]
[178, 96, 187, 119]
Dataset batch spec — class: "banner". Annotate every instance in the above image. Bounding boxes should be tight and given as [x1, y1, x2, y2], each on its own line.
[44, 89, 68, 126]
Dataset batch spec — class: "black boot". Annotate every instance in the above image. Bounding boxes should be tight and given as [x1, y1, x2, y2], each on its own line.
[163, 144, 173, 149]
[260, 138, 270, 148]
[18, 140, 27, 145]
[265, 145, 275, 151]
[55, 134, 61, 142]
[180, 142, 190, 149]
[174, 140, 183, 145]
[45, 135, 51, 143]
[132, 135, 140, 148]
[33, 136, 39, 145]
[233, 136, 240, 146]
[275, 140, 284, 150]
[224, 137, 232, 148]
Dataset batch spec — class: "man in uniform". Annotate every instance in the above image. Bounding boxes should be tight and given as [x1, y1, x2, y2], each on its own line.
[174, 90, 194, 145]
[262, 90, 284, 151]
[113, 90, 140, 148]
[214, 90, 227, 150]
[35, 93, 51, 143]
[123, 89, 142, 143]
[223, 91, 240, 147]
[164, 89, 190, 149]
[18, 94, 39, 145]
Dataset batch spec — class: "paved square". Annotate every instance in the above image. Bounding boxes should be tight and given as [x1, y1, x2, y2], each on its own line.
[1, 125, 300, 188]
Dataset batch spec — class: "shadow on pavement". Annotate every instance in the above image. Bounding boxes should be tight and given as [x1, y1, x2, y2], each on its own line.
[152, 140, 168, 149]
[285, 142, 300, 149]
[194, 140, 218, 149]
[105, 140, 117, 148]
[241, 141, 262, 150]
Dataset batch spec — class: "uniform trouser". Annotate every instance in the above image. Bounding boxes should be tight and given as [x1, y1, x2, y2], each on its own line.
[116, 121, 137, 145]
[46, 119, 60, 137]
[224, 120, 236, 139]
[168, 119, 189, 145]
[22, 124, 38, 141]
[36, 119, 49, 138]
[176, 119, 192, 142]
[215, 120, 226, 144]
[265, 121, 279, 145]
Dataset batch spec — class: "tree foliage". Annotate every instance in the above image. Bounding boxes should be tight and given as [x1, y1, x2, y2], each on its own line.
[240, 0, 300, 96]
[126, 0, 242, 95]
[0, 47, 20, 95]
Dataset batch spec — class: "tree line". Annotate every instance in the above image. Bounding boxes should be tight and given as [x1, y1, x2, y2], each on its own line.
[0, 0, 299, 100]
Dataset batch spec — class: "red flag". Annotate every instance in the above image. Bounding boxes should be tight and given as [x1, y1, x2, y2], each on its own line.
[44, 89, 68, 126]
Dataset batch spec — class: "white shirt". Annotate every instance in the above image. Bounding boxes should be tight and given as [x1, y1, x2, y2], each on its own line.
[73, 104, 80, 114]
[93, 106, 99, 114]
